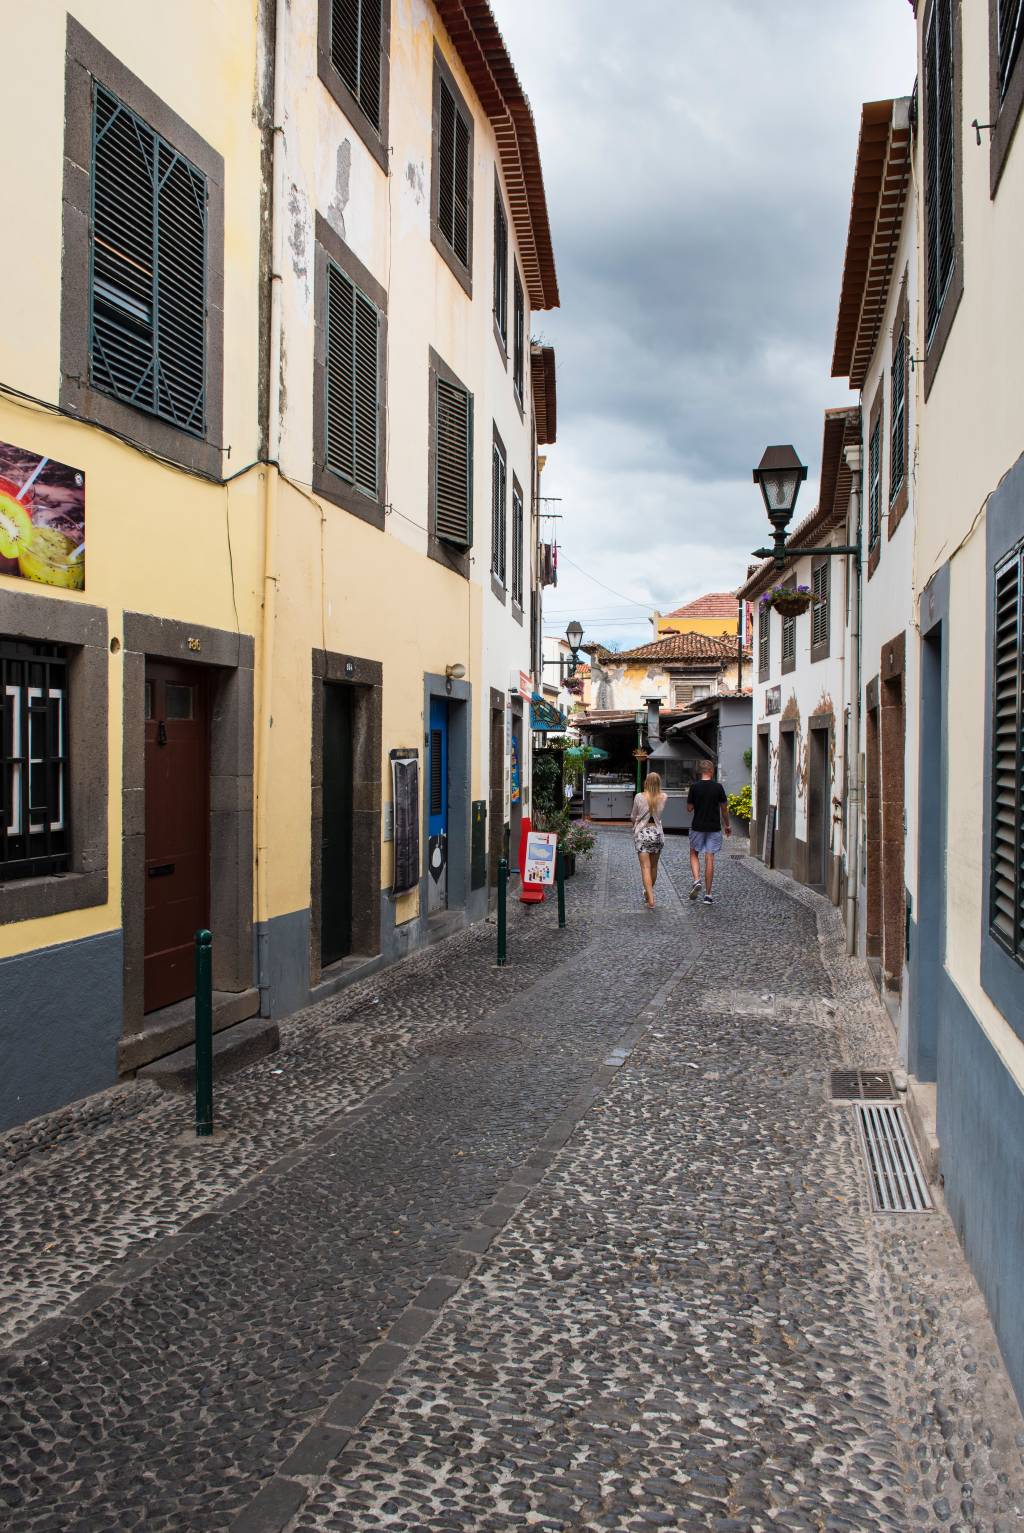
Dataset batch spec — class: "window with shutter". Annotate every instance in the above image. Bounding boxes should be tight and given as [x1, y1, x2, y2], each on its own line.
[868, 417, 882, 549]
[493, 187, 508, 345]
[491, 438, 507, 585]
[673, 682, 694, 708]
[90, 84, 207, 437]
[436, 74, 471, 269]
[434, 376, 473, 547]
[1, 641, 69, 881]
[758, 608, 770, 679]
[990, 550, 1024, 960]
[999, 0, 1024, 97]
[924, 0, 955, 341]
[782, 610, 796, 665]
[890, 318, 907, 503]
[513, 268, 525, 403]
[512, 482, 524, 606]
[325, 262, 380, 498]
[330, 0, 382, 130]
[811, 562, 829, 655]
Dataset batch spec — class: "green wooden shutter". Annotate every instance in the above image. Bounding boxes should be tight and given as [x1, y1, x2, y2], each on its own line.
[437, 76, 470, 267]
[811, 563, 829, 648]
[991, 552, 1023, 956]
[491, 441, 506, 584]
[435, 377, 472, 546]
[999, 0, 1024, 97]
[325, 262, 379, 497]
[493, 189, 508, 339]
[868, 417, 882, 547]
[330, 0, 382, 131]
[890, 321, 907, 500]
[90, 84, 206, 436]
[513, 269, 524, 399]
[924, 0, 955, 339]
[512, 485, 524, 605]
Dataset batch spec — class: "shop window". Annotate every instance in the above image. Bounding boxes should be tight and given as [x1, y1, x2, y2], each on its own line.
[1, 641, 69, 881]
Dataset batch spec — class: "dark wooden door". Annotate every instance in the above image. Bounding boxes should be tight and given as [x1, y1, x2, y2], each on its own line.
[144, 661, 209, 1013]
[777, 731, 795, 873]
[321, 683, 354, 966]
[808, 727, 829, 889]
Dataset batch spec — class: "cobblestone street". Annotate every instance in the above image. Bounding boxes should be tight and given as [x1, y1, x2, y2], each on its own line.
[2, 828, 1023, 1533]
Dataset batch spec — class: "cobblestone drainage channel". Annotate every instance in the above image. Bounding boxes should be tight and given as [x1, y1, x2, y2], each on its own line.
[855, 1102, 933, 1213]
[829, 1066, 898, 1102]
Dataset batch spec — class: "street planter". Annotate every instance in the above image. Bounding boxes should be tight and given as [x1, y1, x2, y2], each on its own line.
[762, 586, 813, 618]
[562, 852, 577, 878]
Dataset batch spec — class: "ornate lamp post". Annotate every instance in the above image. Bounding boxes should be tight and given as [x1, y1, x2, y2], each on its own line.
[565, 619, 584, 677]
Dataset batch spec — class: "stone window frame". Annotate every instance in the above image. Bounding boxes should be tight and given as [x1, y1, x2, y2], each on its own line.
[0, 589, 108, 924]
[427, 346, 473, 581]
[120, 613, 254, 1042]
[430, 43, 474, 300]
[888, 269, 911, 535]
[310, 649, 383, 986]
[312, 213, 388, 532]
[988, 0, 1024, 195]
[317, 0, 392, 176]
[922, 0, 964, 401]
[810, 553, 831, 663]
[60, 16, 225, 480]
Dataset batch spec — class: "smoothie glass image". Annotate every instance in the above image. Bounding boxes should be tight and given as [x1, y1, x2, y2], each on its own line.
[19, 525, 85, 589]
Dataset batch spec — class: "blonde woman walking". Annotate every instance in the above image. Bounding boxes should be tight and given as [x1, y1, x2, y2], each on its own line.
[631, 771, 667, 909]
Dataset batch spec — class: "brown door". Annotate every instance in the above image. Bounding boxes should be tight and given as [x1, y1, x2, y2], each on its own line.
[144, 661, 209, 1013]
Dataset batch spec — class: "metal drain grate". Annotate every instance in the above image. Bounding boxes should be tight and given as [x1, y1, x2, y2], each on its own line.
[855, 1103, 932, 1213]
[830, 1068, 897, 1102]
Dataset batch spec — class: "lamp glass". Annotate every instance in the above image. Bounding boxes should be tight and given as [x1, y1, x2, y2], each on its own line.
[565, 620, 583, 649]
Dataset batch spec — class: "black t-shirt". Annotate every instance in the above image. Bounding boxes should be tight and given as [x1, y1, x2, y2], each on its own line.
[688, 778, 727, 832]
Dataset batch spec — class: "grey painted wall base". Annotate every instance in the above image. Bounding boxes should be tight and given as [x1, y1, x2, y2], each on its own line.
[0, 931, 122, 1132]
[256, 884, 491, 1020]
[937, 970, 1024, 1410]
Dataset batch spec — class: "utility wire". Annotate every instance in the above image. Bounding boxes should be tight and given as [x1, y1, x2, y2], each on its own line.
[556, 551, 653, 610]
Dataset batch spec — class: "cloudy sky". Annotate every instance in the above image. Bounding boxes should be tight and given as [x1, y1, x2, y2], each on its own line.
[489, 0, 917, 651]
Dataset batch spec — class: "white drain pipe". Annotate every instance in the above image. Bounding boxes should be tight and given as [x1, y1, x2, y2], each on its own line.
[844, 444, 863, 957]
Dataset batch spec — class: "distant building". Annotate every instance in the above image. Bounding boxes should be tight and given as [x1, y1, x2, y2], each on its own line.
[588, 631, 749, 714]
[652, 591, 746, 640]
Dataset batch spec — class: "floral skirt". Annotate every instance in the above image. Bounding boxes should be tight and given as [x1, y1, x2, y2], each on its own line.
[633, 821, 665, 855]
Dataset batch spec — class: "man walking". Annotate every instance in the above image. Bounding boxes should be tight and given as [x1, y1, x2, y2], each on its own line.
[687, 759, 730, 904]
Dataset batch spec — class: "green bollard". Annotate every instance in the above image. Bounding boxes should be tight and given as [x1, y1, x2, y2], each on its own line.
[497, 858, 508, 967]
[194, 929, 214, 1137]
[556, 848, 566, 929]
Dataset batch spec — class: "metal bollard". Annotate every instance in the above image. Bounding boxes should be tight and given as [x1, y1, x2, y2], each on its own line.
[556, 848, 566, 929]
[194, 929, 214, 1137]
[497, 858, 508, 966]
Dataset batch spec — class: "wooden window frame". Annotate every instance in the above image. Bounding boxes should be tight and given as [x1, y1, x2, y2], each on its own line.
[922, 0, 964, 398]
[313, 213, 388, 531]
[317, 0, 391, 175]
[430, 45, 474, 299]
[988, 0, 1024, 193]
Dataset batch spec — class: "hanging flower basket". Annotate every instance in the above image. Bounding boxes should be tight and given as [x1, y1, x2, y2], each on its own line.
[563, 677, 585, 696]
[762, 585, 813, 618]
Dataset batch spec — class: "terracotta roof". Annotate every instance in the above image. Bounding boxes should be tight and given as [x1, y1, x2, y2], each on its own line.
[434, 1, 559, 310]
[531, 345, 557, 444]
[737, 407, 861, 600]
[832, 99, 912, 388]
[605, 632, 750, 664]
[663, 592, 738, 620]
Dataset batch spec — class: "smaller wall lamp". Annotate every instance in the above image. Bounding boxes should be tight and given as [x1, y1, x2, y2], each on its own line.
[446, 663, 467, 681]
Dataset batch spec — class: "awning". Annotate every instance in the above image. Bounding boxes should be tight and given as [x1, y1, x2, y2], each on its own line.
[566, 744, 609, 761]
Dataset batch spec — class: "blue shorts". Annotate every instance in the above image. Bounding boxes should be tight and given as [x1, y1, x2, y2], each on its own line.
[689, 830, 723, 854]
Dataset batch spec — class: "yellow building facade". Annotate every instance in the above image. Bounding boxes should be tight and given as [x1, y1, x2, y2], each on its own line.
[0, 0, 558, 1130]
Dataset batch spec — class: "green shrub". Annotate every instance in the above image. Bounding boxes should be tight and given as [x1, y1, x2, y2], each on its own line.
[727, 783, 753, 820]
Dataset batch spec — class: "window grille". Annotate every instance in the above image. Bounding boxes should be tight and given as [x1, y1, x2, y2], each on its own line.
[512, 483, 524, 606]
[890, 319, 907, 502]
[491, 439, 507, 585]
[782, 609, 796, 664]
[325, 261, 380, 497]
[90, 84, 207, 437]
[493, 188, 508, 343]
[990, 548, 1024, 961]
[759, 608, 770, 676]
[998, 0, 1024, 98]
[434, 376, 472, 546]
[924, 0, 955, 341]
[1, 641, 69, 881]
[437, 76, 471, 268]
[513, 268, 525, 402]
[869, 416, 882, 548]
[673, 682, 694, 707]
[812, 562, 829, 649]
[330, 0, 383, 130]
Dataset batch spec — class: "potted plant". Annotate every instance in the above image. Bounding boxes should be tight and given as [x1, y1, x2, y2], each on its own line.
[762, 584, 813, 618]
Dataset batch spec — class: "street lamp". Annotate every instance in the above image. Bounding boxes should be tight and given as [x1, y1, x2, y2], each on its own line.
[565, 619, 584, 677]
[752, 445, 808, 564]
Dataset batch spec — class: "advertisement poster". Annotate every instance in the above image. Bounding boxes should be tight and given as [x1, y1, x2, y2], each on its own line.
[389, 752, 420, 896]
[0, 442, 86, 590]
[510, 731, 521, 804]
[523, 830, 557, 885]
